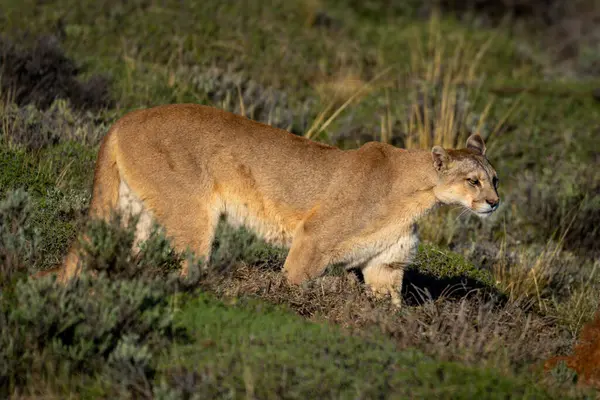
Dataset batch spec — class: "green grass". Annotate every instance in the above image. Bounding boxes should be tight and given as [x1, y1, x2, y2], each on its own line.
[414, 243, 494, 285]
[0, 0, 547, 106]
[0, 142, 96, 197]
[0, 143, 96, 268]
[161, 294, 553, 399]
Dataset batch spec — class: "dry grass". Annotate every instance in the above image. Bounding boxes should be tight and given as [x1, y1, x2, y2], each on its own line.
[313, 71, 368, 108]
[195, 262, 571, 373]
[0, 100, 110, 149]
[551, 263, 600, 337]
[398, 11, 521, 150]
[418, 206, 598, 337]
[492, 229, 568, 307]
[0, 91, 16, 147]
[304, 67, 390, 140]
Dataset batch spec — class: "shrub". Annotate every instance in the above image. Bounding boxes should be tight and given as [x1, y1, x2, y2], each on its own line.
[0, 274, 184, 398]
[77, 213, 186, 280]
[1, 100, 110, 149]
[0, 35, 112, 111]
[0, 189, 39, 288]
[209, 219, 286, 272]
[0, 209, 192, 397]
[179, 66, 316, 133]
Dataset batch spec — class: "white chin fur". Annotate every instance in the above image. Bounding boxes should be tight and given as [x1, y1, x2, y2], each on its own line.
[464, 206, 494, 218]
[474, 209, 494, 218]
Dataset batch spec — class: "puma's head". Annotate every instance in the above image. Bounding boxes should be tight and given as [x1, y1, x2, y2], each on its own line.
[431, 134, 500, 218]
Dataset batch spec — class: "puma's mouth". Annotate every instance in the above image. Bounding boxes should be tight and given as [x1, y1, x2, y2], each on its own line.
[463, 204, 496, 217]
[473, 208, 495, 218]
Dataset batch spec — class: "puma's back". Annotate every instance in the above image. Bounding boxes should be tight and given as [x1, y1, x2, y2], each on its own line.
[116, 104, 343, 214]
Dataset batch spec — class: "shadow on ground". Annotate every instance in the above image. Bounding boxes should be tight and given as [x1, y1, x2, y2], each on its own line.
[348, 267, 507, 307]
[401, 267, 507, 306]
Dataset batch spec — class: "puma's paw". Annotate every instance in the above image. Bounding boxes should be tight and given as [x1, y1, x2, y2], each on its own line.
[367, 283, 402, 308]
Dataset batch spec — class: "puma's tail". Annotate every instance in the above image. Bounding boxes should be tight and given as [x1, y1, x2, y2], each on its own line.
[35, 128, 121, 282]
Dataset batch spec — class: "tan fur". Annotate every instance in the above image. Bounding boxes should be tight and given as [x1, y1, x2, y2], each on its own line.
[47, 104, 500, 306]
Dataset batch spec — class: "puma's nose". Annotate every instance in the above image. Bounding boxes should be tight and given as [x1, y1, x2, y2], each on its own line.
[486, 198, 499, 209]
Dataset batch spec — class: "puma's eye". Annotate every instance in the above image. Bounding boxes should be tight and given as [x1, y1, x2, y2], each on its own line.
[493, 176, 499, 188]
[467, 178, 480, 186]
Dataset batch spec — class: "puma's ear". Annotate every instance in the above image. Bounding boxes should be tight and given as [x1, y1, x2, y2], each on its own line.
[431, 146, 449, 172]
[466, 134, 486, 156]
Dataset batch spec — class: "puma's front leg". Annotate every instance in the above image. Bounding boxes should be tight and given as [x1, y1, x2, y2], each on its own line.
[361, 233, 417, 307]
[283, 231, 331, 285]
[362, 264, 405, 307]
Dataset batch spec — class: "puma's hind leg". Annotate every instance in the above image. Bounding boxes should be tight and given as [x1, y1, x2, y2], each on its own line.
[136, 192, 220, 278]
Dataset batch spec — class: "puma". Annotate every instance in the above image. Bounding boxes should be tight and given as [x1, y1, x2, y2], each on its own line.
[45, 104, 500, 306]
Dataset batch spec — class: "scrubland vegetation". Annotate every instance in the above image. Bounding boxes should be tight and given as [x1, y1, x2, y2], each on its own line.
[1, 0, 599, 397]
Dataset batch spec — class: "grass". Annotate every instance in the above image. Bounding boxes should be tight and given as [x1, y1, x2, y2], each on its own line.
[0, 202, 574, 397]
[161, 294, 555, 399]
[401, 11, 499, 149]
[0, 0, 599, 397]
